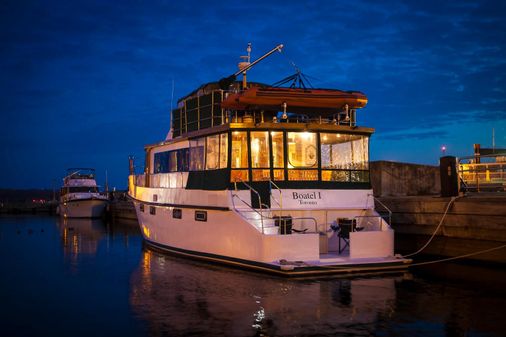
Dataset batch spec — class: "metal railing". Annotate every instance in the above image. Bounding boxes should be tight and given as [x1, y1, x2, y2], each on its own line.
[292, 217, 318, 233]
[353, 215, 388, 231]
[231, 178, 319, 235]
[368, 194, 392, 227]
[458, 154, 506, 192]
[233, 178, 264, 233]
[269, 180, 283, 214]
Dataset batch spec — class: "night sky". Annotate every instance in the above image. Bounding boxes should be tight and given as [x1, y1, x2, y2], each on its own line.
[1, 0, 505, 189]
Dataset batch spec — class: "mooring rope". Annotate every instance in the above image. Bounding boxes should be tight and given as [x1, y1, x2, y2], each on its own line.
[409, 243, 506, 266]
[402, 196, 461, 258]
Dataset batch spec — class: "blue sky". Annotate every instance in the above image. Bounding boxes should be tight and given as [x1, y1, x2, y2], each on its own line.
[1, 0, 505, 189]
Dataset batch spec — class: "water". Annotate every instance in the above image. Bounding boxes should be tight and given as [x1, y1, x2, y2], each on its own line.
[1, 216, 505, 337]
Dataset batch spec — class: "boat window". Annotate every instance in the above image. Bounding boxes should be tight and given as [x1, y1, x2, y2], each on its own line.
[271, 131, 284, 181]
[231, 132, 248, 168]
[168, 151, 178, 172]
[153, 148, 191, 174]
[173, 208, 182, 219]
[189, 138, 205, 171]
[177, 148, 189, 172]
[154, 151, 169, 173]
[250, 132, 270, 168]
[250, 131, 270, 181]
[231, 169, 248, 182]
[288, 170, 318, 181]
[206, 134, 220, 170]
[231, 131, 249, 182]
[66, 186, 99, 193]
[287, 132, 318, 168]
[320, 133, 369, 170]
[219, 133, 228, 169]
[195, 210, 207, 222]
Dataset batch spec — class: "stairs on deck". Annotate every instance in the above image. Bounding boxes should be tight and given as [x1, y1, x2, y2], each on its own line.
[235, 208, 279, 234]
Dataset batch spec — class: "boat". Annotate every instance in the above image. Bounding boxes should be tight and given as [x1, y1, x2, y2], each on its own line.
[59, 168, 109, 218]
[221, 86, 368, 113]
[128, 44, 411, 276]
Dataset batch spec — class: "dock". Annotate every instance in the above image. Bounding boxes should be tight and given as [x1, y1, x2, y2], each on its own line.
[371, 160, 506, 264]
[379, 195, 506, 264]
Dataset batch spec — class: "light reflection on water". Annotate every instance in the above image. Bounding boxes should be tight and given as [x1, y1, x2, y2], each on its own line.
[131, 247, 401, 336]
[129, 246, 506, 337]
[0, 215, 505, 337]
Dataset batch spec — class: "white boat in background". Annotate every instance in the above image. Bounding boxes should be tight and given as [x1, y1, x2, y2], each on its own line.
[128, 44, 411, 276]
[59, 168, 108, 218]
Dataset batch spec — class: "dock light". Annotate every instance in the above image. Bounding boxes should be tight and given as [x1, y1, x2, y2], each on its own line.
[441, 146, 447, 154]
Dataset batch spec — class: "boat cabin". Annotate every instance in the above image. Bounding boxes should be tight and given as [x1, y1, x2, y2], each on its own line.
[138, 82, 372, 196]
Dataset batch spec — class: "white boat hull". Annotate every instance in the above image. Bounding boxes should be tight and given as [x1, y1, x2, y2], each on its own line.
[60, 199, 108, 218]
[130, 187, 411, 276]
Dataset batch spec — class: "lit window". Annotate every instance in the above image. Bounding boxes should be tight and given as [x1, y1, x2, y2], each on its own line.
[287, 132, 318, 168]
[206, 134, 220, 170]
[189, 138, 205, 171]
[320, 133, 369, 170]
[231, 132, 248, 168]
[219, 133, 228, 169]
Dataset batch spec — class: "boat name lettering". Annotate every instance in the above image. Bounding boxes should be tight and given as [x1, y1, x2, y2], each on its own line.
[292, 192, 322, 205]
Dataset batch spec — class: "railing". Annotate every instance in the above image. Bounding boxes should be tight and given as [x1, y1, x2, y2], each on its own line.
[368, 194, 392, 227]
[292, 217, 318, 233]
[458, 154, 506, 192]
[233, 178, 264, 233]
[353, 215, 388, 231]
[276, 115, 356, 127]
[269, 180, 283, 215]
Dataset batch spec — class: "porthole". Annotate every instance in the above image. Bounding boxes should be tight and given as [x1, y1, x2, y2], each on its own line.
[195, 210, 207, 222]
[173, 208, 182, 219]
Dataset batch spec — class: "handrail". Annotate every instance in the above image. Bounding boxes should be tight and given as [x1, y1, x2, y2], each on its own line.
[353, 215, 388, 231]
[269, 180, 283, 216]
[290, 217, 318, 233]
[231, 193, 267, 233]
[233, 178, 264, 233]
[369, 194, 392, 226]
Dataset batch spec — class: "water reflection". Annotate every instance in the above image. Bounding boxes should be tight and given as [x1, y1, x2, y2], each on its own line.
[57, 217, 140, 273]
[58, 218, 105, 257]
[130, 247, 402, 336]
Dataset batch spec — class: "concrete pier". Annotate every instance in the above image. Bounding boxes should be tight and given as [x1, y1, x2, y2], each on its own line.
[371, 161, 506, 264]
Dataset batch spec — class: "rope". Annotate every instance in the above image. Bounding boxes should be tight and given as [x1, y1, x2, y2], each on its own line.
[409, 244, 506, 266]
[402, 196, 460, 258]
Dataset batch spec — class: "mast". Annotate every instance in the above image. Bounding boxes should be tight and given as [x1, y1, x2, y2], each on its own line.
[219, 43, 284, 89]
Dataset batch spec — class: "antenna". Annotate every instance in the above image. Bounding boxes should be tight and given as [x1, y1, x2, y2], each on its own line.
[219, 43, 283, 90]
[239, 43, 252, 89]
[492, 127, 495, 150]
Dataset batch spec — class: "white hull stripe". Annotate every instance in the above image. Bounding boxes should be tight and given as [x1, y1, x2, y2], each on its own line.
[128, 194, 230, 211]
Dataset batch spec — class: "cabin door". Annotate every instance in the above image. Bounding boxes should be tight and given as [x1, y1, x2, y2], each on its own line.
[250, 182, 271, 209]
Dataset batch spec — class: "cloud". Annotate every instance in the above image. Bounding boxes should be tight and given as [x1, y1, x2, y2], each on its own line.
[1, 0, 506, 187]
